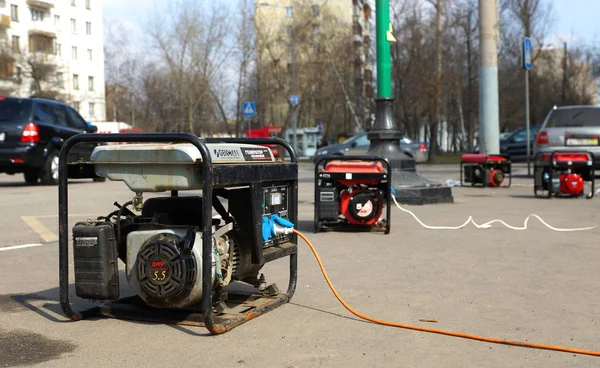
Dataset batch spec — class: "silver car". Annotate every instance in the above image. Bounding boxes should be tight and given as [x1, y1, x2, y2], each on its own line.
[534, 105, 600, 168]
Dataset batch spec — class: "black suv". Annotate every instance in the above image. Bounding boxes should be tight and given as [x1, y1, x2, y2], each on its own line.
[0, 96, 101, 185]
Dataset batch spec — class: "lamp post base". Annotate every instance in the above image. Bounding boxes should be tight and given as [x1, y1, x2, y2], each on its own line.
[366, 98, 454, 205]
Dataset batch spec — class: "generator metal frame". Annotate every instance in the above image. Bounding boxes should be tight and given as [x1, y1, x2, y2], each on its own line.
[313, 155, 392, 234]
[58, 133, 298, 334]
[533, 150, 595, 199]
[459, 154, 512, 188]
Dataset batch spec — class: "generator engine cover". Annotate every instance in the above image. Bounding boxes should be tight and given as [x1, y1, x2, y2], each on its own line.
[324, 160, 385, 186]
[489, 169, 505, 187]
[126, 229, 214, 309]
[560, 173, 584, 196]
[136, 233, 197, 305]
[90, 143, 276, 192]
[340, 190, 383, 226]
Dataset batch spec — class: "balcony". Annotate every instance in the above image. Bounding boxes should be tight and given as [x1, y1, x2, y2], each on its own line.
[26, 0, 54, 9]
[0, 15, 10, 29]
[28, 22, 56, 39]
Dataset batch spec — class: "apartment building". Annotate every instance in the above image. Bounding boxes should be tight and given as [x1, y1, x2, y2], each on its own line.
[0, 0, 106, 121]
[255, 0, 373, 132]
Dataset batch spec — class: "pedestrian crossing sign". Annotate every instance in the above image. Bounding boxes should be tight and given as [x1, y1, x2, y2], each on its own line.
[243, 102, 256, 117]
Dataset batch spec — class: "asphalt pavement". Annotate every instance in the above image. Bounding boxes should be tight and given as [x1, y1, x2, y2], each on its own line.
[1, 163, 600, 367]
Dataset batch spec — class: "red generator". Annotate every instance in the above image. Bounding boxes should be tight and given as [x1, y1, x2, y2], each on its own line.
[314, 155, 391, 234]
[460, 154, 511, 188]
[534, 151, 595, 198]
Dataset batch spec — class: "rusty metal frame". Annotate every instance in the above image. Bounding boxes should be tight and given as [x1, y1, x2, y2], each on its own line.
[59, 133, 298, 334]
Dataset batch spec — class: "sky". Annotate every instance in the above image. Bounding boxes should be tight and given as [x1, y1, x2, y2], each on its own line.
[102, 0, 600, 49]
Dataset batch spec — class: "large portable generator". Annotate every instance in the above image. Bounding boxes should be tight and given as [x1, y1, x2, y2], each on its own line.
[314, 155, 391, 234]
[460, 153, 511, 187]
[534, 151, 595, 198]
[59, 133, 298, 334]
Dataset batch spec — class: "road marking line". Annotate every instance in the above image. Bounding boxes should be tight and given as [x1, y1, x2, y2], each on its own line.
[21, 216, 58, 243]
[34, 213, 98, 219]
[0, 243, 45, 252]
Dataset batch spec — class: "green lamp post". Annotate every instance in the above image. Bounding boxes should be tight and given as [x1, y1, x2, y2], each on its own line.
[366, 0, 453, 205]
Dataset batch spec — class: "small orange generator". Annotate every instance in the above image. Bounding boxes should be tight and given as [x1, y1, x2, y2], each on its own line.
[314, 156, 391, 234]
[460, 153, 512, 187]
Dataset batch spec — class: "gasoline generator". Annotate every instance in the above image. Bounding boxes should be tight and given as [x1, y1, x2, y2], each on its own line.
[460, 154, 511, 187]
[58, 133, 298, 334]
[314, 155, 391, 234]
[534, 151, 595, 198]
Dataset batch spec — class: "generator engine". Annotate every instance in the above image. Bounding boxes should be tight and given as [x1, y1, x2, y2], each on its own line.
[460, 154, 511, 188]
[534, 151, 595, 198]
[314, 156, 391, 234]
[69, 141, 297, 316]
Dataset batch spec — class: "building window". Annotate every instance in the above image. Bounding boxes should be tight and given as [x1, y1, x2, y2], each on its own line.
[311, 5, 319, 16]
[87, 49, 92, 61]
[73, 74, 79, 90]
[56, 43, 61, 56]
[72, 46, 77, 60]
[71, 0, 76, 6]
[285, 7, 292, 18]
[31, 8, 44, 21]
[11, 35, 19, 53]
[312, 24, 320, 35]
[57, 72, 63, 86]
[86, 0, 90, 9]
[86, 22, 91, 35]
[54, 14, 59, 26]
[71, 18, 76, 33]
[89, 102, 95, 116]
[73, 101, 80, 111]
[88, 76, 94, 91]
[10, 4, 18, 22]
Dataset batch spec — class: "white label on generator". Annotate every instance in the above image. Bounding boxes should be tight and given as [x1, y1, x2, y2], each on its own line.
[345, 173, 352, 180]
[75, 237, 98, 247]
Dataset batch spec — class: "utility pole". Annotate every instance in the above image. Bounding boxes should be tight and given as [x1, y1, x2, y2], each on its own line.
[366, 0, 453, 205]
[562, 41, 568, 103]
[290, 7, 298, 155]
[478, 0, 500, 154]
[259, 2, 298, 154]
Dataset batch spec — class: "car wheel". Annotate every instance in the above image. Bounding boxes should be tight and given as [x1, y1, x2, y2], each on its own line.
[23, 169, 40, 184]
[40, 151, 59, 185]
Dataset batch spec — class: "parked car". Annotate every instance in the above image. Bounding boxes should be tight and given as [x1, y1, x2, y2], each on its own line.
[0, 96, 102, 185]
[473, 125, 541, 161]
[312, 133, 429, 163]
[499, 125, 541, 161]
[534, 105, 600, 169]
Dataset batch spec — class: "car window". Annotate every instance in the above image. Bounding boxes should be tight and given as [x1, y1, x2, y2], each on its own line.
[401, 137, 413, 144]
[33, 102, 57, 125]
[47, 104, 69, 127]
[513, 129, 527, 142]
[354, 135, 370, 146]
[65, 106, 87, 130]
[0, 99, 33, 122]
[546, 108, 600, 128]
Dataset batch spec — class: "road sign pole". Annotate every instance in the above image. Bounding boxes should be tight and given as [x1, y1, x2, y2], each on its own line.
[523, 37, 532, 176]
[525, 68, 531, 176]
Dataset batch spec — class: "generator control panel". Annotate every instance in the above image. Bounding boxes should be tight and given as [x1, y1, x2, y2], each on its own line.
[262, 184, 291, 247]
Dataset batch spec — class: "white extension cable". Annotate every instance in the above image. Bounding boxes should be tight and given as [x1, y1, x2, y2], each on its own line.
[391, 196, 598, 232]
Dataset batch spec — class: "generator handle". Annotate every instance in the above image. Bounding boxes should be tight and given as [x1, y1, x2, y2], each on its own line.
[206, 137, 298, 163]
[314, 154, 392, 174]
[58, 133, 213, 323]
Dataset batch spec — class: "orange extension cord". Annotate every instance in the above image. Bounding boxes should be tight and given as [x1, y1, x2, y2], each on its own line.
[294, 229, 600, 358]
